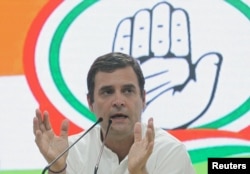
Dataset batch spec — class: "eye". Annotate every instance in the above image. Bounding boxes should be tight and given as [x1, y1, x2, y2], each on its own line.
[103, 89, 113, 95]
[99, 87, 114, 96]
[123, 87, 134, 94]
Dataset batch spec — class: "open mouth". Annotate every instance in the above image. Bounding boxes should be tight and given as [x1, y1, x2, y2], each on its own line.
[110, 114, 128, 119]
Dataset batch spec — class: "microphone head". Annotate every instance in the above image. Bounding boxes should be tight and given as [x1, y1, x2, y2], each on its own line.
[98, 117, 103, 122]
[108, 119, 112, 124]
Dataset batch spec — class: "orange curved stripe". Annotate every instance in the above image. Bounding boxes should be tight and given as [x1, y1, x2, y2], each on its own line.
[0, 0, 49, 76]
[168, 127, 250, 141]
[23, 0, 83, 135]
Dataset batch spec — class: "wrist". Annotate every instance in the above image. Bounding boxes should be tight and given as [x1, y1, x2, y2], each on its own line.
[49, 163, 67, 173]
[129, 166, 148, 174]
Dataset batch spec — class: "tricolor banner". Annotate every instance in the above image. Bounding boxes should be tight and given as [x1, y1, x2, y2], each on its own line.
[0, 0, 249, 173]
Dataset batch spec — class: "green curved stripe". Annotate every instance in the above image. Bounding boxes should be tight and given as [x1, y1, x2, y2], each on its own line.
[225, 0, 250, 19]
[195, 98, 250, 129]
[189, 145, 250, 163]
[49, 0, 99, 122]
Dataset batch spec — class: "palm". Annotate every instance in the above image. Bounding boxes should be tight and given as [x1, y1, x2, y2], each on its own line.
[33, 109, 69, 169]
[40, 129, 68, 163]
[128, 139, 150, 172]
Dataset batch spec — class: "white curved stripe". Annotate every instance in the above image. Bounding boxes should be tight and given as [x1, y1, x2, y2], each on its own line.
[219, 112, 250, 132]
[184, 137, 250, 150]
[242, 0, 250, 7]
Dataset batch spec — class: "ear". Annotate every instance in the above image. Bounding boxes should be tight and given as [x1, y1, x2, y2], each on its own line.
[87, 94, 94, 112]
[142, 90, 146, 111]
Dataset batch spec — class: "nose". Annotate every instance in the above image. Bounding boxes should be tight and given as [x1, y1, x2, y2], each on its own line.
[112, 92, 125, 108]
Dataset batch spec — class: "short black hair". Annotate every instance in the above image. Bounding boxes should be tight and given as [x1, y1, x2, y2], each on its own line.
[87, 52, 145, 103]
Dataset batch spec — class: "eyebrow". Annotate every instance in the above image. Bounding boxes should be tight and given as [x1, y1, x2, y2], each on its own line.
[122, 84, 136, 89]
[99, 84, 136, 91]
[99, 85, 113, 92]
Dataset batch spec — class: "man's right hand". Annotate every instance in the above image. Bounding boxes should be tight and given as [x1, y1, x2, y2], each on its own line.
[33, 108, 69, 172]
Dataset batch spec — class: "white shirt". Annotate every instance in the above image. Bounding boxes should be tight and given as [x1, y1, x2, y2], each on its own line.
[66, 124, 195, 174]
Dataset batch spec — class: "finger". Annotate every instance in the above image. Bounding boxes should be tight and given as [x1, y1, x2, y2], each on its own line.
[112, 18, 132, 54]
[33, 109, 43, 135]
[134, 122, 142, 142]
[148, 117, 155, 138]
[35, 108, 43, 123]
[60, 119, 69, 139]
[33, 116, 40, 135]
[171, 9, 190, 57]
[34, 129, 43, 149]
[147, 140, 154, 155]
[151, 2, 171, 56]
[43, 111, 52, 130]
[144, 129, 154, 156]
[33, 118, 44, 151]
[35, 109, 47, 132]
[132, 9, 150, 58]
[146, 118, 155, 145]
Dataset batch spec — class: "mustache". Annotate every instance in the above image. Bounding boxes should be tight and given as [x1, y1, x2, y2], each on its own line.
[110, 113, 128, 119]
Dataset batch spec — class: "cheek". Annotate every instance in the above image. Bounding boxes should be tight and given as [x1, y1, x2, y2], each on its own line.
[133, 102, 144, 117]
[92, 100, 109, 114]
[92, 103, 100, 113]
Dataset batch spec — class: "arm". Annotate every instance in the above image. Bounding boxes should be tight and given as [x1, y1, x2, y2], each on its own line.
[33, 109, 69, 173]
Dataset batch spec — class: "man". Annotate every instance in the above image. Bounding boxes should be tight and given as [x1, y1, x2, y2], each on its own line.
[33, 52, 195, 174]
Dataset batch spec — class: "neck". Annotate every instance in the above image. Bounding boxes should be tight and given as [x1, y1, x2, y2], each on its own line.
[104, 132, 134, 162]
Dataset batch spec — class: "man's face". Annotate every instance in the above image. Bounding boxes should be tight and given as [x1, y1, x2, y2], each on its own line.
[88, 66, 145, 138]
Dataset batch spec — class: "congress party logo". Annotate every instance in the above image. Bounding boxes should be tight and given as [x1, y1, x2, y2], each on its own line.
[112, 2, 224, 129]
[24, 0, 250, 167]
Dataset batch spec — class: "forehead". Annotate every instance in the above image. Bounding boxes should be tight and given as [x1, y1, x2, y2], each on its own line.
[94, 66, 139, 88]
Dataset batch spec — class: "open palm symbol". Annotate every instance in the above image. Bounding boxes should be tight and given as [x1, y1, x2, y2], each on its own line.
[112, 1, 223, 129]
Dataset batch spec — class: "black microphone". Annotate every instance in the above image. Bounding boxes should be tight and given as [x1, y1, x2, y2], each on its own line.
[94, 119, 112, 174]
[41, 117, 103, 174]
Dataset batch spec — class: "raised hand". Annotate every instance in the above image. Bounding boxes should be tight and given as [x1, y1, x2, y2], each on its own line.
[112, 1, 223, 129]
[128, 118, 155, 174]
[33, 109, 69, 171]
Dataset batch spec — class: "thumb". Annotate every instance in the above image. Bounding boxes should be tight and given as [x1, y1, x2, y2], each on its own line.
[60, 119, 69, 138]
[134, 122, 142, 142]
[190, 52, 223, 97]
[195, 52, 222, 85]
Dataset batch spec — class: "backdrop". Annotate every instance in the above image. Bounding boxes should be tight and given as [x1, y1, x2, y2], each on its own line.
[0, 0, 249, 173]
